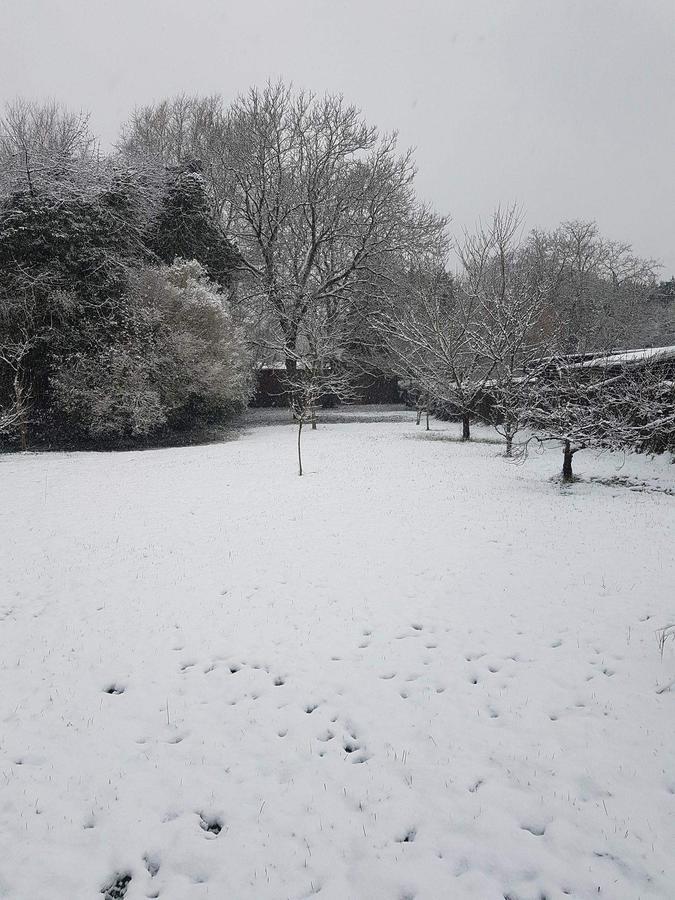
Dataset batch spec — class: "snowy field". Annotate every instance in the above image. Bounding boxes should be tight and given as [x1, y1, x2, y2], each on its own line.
[1, 411, 674, 900]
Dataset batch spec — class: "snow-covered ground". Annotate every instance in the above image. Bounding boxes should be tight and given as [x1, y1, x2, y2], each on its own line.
[1, 413, 674, 900]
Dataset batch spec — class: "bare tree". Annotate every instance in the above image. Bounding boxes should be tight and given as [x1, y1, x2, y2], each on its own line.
[0, 98, 98, 197]
[377, 256, 497, 441]
[276, 302, 358, 476]
[220, 82, 446, 376]
[530, 220, 658, 353]
[0, 98, 95, 158]
[524, 350, 675, 481]
[464, 207, 558, 455]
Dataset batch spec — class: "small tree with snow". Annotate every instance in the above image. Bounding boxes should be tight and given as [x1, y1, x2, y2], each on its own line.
[524, 353, 675, 481]
[464, 207, 558, 455]
[376, 262, 496, 441]
[277, 305, 357, 476]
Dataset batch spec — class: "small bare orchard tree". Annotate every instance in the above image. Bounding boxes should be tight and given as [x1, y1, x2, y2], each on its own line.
[278, 306, 357, 476]
[464, 207, 558, 455]
[376, 261, 496, 441]
[524, 352, 675, 481]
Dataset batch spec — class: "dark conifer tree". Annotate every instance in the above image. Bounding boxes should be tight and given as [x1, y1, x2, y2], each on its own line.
[148, 162, 240, 290]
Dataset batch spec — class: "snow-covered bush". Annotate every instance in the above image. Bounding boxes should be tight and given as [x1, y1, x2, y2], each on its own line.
[51, 346, 166, 438]
[51, 260, 251, 442]
[133, 259, 251, 428]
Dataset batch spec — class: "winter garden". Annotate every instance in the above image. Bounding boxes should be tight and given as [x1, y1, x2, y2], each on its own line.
[1, 88, 674, 899]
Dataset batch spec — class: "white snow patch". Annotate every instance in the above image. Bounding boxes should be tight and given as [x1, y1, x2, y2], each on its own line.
[1, 416, 673, 899]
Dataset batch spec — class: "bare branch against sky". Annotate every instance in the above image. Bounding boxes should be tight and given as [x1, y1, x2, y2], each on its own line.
[1, 0, 673, 274]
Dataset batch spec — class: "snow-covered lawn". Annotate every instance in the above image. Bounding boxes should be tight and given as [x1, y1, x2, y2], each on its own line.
[1, 414, 674, 900]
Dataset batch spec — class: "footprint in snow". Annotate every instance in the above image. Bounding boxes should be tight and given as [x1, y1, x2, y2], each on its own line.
[143, 855, 160, 878]
[198, 812, 223, 836]
[101, 873, 132, 899]
[521, 822, 546, 836]
[396, 827, 417, 843]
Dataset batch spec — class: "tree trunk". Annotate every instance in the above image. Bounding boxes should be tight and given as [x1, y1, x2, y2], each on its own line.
[18, 416, 28, 452]
[425, 409, 430, 431]
[14, 372, 28, 451]
[285, 353, 299, 417]
[504, 412, 516, 457]
[311, 406, 317, 430]
[562, 440, 574, 482]
[297, 420, 303, 476]
[461, 413, 471, 441]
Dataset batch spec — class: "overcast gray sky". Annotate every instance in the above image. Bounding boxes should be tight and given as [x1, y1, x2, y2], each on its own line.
[2, 0, 673, 275]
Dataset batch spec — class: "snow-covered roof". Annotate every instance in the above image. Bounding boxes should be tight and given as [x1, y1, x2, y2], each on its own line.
[575, 345, 675, 369]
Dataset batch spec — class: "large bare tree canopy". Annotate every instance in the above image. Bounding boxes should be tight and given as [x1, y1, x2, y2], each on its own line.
[0, 98, 96, 159]
[222, 84, 446, 366]
[0, 98, 101, 199]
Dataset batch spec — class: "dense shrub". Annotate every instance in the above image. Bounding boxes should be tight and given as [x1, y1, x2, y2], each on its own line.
[0, 155, 249, 449]
[50, 260, 251, 443]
